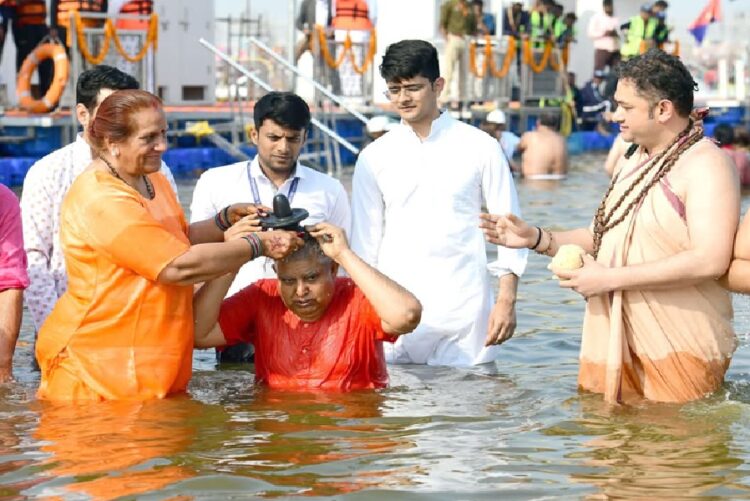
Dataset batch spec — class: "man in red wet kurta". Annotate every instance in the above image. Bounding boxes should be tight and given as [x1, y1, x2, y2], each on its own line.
[194, 222, 422, 390]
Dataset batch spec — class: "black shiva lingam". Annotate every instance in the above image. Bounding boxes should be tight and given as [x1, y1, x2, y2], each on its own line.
[259, 193, 309, 232]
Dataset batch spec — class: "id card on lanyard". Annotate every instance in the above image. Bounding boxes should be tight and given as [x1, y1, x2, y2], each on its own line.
[247, 162, 300, 205]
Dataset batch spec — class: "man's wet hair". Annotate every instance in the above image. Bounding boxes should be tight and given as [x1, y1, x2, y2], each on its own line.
[617, 49, 696, 118]
[254, 92, 311, 131]
[76, 65, 139, 111]
[713, 124, 735, 146]
[278, 233, 333, 267]
[539, 111, 560, 129]
[380, 40, 440, 84]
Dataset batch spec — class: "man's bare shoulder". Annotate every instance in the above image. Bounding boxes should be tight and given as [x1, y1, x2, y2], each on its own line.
[679, 138, 735, 175]
[671, 138, 739, 193]
[520, 130, 539, 141]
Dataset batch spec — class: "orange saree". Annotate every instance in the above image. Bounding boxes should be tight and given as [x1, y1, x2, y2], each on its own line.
[580, 138, 737, 404]
[36, 169, 193, 401]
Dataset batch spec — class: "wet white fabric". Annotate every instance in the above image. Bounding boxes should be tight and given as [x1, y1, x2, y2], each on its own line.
[190, 158, 351, 296]
[351, 112, 527, 367]
[20, 134, 178, 332]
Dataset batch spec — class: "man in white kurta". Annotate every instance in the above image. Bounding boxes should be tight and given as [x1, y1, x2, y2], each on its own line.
[352, 113, 526, 366]
[351, 39, 526, 367]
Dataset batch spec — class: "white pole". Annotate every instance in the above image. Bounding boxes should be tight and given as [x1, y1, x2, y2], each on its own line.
[735, 59, 746, 102]
[718, 59, 729, 100]
[288, 0, 296, 60]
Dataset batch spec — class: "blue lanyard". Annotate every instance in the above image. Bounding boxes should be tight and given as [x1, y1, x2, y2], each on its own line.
[247, 162, 300, 205]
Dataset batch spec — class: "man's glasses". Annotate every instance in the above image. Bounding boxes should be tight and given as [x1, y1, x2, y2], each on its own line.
[382, 83, 430, 101]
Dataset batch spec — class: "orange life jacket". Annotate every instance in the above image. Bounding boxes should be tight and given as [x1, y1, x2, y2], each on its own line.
[332, 0, 372, 31]
[15, 0, 47, 28]
[116, 0, 152, 30]
[55, 0, 106, 29]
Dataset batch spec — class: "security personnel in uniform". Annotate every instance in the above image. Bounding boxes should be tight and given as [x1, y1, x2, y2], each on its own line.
[620, 4, 656, 61]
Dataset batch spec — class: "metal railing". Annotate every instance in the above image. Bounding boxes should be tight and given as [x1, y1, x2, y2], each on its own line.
[199, 38, 359, 178]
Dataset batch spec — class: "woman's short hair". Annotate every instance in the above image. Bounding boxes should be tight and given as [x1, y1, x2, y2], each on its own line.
[88, 89, 162, 152]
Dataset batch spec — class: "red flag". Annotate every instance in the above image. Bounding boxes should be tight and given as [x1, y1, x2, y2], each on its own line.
[688, 0, 722, 45]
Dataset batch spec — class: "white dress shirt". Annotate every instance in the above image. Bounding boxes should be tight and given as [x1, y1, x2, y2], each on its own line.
[351, 112, 527, 367]
[189, 157, 351, 296]
[20, 134, 179, 332]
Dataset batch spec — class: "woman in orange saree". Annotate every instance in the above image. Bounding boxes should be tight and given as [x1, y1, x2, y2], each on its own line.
[35, 89, 302, 401]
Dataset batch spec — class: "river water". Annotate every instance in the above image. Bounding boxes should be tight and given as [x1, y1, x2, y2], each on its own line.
[3, 153, 750, 499]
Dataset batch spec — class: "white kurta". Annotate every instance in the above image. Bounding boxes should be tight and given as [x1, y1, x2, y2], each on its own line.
[190, 158, 351, 296]
[351, 112, 527, 367]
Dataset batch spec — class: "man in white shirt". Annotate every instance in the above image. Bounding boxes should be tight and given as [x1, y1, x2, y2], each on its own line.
[190, 91, 351, 362]
[21, 65, 179, 335]
[351, 40, 527, 367]
[587, 0, 620, 73]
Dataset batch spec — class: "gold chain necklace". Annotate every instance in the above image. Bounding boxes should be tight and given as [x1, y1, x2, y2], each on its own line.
[101, 156, 155, 200]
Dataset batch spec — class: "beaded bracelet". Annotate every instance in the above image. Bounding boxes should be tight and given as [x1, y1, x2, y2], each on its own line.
[536, 228, 554, 255]
[242, 233, 263, 260]
[214, 206, 232, 231]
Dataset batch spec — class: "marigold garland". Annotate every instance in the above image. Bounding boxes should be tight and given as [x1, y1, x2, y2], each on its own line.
[315, 25, 377, 75]
[523, 39, 553, 73]
[73, 11, 159, 65]
[468, 35, 516, 79]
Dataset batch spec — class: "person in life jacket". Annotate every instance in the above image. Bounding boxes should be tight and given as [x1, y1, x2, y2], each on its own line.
[50, 0, 107, 49]
[115, 0, 151, 30]
[620, 3, 656, 61]
[529, 0, 555, 48]
[0, 0, 11, 67]
[650, 1, 670, 46]
[9, 0, 54, 96]
[330, 0, 375, 98]
[553, 12, 577, 48]
[331, 0, 372, 31]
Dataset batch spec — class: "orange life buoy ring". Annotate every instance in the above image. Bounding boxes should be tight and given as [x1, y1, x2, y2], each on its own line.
[16, 43, 69, 113]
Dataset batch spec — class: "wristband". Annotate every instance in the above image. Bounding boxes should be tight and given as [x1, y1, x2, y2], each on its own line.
[530, 226, 543, 250]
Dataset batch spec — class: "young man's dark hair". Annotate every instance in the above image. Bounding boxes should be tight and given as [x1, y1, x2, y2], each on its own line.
[539, 110, 560, 129]
[76, 65, 139, 111]
[253, 91, 311, 131]
[713, 123, 735, 147]
[653, 1, 668, 9]
[379, 40, 440, 84]
[617, 48, 696, 118]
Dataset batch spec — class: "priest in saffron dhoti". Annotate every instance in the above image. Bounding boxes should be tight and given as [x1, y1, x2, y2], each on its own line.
[481, 49, 739, 404]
